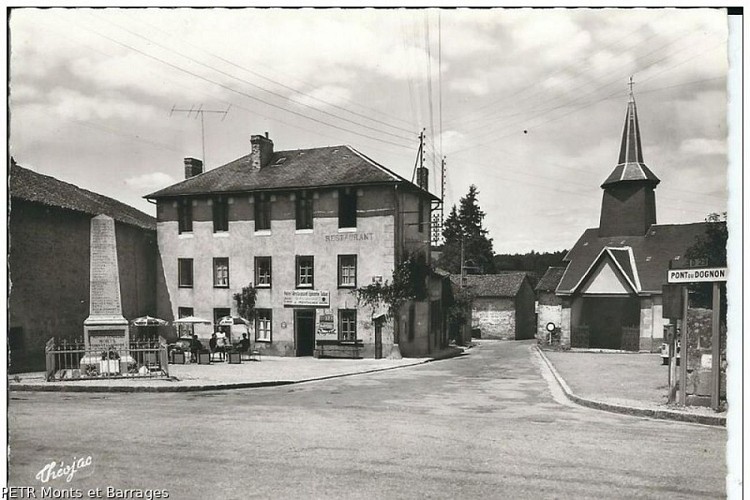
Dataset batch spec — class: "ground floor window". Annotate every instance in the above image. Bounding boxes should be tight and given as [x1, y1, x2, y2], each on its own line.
[178, 307, 194, 336]
[255, 309, 272, 342]
[339, 309, 357, 341]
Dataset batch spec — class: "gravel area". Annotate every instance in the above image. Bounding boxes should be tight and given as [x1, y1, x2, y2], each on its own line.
[543, 349, 727, 418]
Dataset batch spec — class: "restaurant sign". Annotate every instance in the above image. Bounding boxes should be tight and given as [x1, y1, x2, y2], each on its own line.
[283, 289, 330, 307]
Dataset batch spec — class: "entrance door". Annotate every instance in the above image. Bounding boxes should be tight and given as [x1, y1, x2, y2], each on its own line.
[374, 317, 383, 359]
[295, 309, 316, 357]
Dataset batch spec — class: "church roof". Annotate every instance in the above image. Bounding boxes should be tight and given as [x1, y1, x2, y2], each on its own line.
[535, 267, 567, 292]
[601, 95, 660, 188]
[556, 222, 713, 295]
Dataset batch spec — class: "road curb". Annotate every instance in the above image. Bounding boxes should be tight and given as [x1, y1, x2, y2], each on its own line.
[9, 348, 466, 394]
[535, 346, 726, 427]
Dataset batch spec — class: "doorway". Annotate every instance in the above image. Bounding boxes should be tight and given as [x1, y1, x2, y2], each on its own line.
[295, 309, 316, 356]
[374, 317, 384, 359]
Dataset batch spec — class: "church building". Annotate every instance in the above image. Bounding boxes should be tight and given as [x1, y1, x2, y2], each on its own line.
[554, 90, 715, 352]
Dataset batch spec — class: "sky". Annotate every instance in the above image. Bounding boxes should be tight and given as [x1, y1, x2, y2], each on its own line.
[8, 7, 733, 254]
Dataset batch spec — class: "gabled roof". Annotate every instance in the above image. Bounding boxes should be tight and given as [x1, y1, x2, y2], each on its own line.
[450, 272, 530, 298]
[557, 222, 714, 295]
[601, 96, 660, 188]
[10, 162, 156, 231]
[535, 266, 567, 292]
[146, 144, 437, 200]
[568, 246, 641, 294]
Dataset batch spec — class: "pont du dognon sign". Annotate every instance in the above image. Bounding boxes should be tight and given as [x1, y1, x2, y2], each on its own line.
[667, 267, 728, 283]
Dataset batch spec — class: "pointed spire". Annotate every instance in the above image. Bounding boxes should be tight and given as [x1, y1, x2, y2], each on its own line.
[601, 78, 660, 188]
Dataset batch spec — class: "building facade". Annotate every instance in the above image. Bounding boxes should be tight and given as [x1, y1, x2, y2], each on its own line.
[146, 134, 442, 358]
[8, 161, 159, 372]
[535, 266, 566, 343]
[451, 273, 536, 341]
[555, 92, 714, 351]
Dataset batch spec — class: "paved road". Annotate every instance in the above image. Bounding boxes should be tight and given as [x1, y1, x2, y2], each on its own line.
[8, 341, 726, 499]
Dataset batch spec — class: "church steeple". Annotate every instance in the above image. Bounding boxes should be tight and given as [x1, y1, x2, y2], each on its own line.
[598, 79, 660, 237]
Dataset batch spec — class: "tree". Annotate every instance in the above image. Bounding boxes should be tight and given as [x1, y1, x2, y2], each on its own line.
[354, 254, 429, 319]
[685, 212, 728, 312]
[233, 284, 258, 320]
[438, 185, 495, 274]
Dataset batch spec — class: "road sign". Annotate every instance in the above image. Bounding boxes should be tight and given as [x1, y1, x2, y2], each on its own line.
[667, 267, 727, 283]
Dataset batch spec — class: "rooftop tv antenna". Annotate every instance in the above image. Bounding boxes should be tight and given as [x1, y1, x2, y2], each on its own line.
[170, 104, 231, 167]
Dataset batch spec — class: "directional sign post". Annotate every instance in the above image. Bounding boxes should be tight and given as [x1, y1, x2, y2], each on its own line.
[667, 266, 727, 410]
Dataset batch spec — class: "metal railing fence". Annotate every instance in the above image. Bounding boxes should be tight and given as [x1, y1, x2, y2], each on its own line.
[45, 337, 170, 381]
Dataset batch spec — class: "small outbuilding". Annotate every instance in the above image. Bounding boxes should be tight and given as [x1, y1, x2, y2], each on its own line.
[535, 266, 566, 343]
[451, 273, 536, 340]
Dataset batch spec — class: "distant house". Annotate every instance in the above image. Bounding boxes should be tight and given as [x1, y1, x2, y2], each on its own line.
[451, 273, 536, 340]
[535, 266, 566, 343]
[8, 160, 160, 372]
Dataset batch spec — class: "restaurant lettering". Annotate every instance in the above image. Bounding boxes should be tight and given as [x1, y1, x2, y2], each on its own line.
[324, 233, 374, 242]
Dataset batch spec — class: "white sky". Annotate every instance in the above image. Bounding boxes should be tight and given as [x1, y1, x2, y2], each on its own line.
[8, 7, 731, 253]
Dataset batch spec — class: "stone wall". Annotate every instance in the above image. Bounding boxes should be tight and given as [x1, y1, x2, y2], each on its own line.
[471, 297, 515, 340]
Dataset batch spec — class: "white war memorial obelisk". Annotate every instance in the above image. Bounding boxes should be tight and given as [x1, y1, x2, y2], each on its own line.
[81, 215, 132, 372]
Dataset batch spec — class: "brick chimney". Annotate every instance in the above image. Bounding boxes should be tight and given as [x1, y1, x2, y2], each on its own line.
[184, 157, 203, 179]
[250, 132, 274, 169]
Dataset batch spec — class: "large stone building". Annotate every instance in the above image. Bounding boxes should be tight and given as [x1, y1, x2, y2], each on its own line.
[554, 92, 715, 351]
[8, 160, 159, 372]
[145, 134, 444, 358]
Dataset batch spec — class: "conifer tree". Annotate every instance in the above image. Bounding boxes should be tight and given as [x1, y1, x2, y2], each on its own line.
[438, 185, 495, 274]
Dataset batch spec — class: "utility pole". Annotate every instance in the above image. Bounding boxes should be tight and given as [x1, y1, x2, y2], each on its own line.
[170, 104, 230, 167]
[412, 128, 426, 183]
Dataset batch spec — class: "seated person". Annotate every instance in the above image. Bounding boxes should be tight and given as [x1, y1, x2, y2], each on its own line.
[209, 333, 218, 359]
[190, 334, 203, 362]
[237, 333, 251, 352]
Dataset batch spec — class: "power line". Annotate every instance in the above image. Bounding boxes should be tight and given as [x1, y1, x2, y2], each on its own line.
[71, 17, 416, 152]
[118, 10, 418, 135]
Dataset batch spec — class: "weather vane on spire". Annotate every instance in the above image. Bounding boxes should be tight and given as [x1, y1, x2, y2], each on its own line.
[628, 76, 635, 101]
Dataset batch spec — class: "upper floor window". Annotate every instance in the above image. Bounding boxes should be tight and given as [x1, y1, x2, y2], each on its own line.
[178, 201, 193, 234]
[255, 256, 272, 287]
[338, 188, 357, 229]
[213, 258, 229, 288]
[338, 255, 357, 288]
[296, 191, 313, 230]
[296, 256, 314, 288]
[213, 197, 229, 232]
[178, 258, 193, 288]
[255, 194, 271, 231]
[339, 309, 357, 341]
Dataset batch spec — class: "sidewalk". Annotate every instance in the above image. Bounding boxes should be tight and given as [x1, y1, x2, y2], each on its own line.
[8, 346, 466, 393]
[537, 346, 726, 427]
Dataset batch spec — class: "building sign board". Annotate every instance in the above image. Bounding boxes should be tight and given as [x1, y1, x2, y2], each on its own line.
[283, 290, 330, 307]
[318, 314, 335, 335]
[667, 267, 727, 283]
